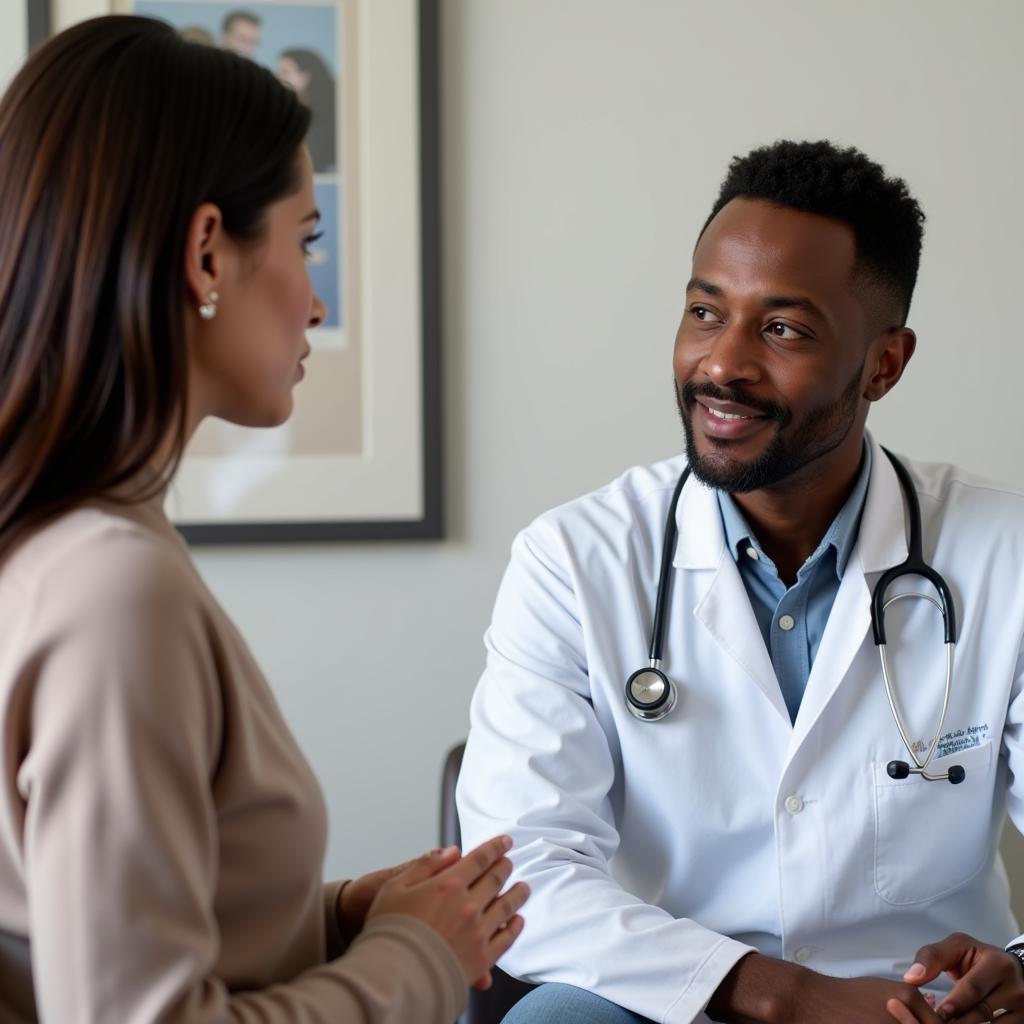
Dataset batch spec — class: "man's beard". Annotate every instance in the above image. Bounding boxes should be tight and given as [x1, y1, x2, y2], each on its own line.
[675, 365, 864, 493]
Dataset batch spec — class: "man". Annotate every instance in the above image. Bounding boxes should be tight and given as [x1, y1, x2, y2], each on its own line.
[220, 10, 261, 59]
[457, 141, 1024, 1024]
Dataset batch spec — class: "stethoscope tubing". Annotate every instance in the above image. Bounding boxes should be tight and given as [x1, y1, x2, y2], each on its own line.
[648, 466, 691, 665]
[626, 447, 965, 783]
[871, 449, 957, 646]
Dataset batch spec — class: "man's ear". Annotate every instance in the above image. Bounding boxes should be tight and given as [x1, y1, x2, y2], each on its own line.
[864, 327, 916, 402]
[183, 202, 226, 308]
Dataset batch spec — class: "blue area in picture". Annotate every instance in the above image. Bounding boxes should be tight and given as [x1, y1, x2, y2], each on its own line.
[136, 3, 340, 173]
[311, 181, 341, 330]
[134, 2, 337, 76]
[134, 1, 344, 331]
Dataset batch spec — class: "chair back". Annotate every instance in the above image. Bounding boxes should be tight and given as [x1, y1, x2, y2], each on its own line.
[441, 742, 536, 1024]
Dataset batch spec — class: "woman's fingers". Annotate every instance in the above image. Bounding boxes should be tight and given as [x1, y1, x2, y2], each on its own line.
[395, 845, 461, 885]
[447, 835, 514, 887]
[487, 915, 525, 960]
[482, 880, 530, 933]
[469, 856, 514, 904]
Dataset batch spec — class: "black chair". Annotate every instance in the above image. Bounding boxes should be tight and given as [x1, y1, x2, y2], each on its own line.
[441, 742, 536, 1024]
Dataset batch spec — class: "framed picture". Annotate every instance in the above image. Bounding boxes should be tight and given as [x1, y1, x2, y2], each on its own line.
[52, 0, 442, 542]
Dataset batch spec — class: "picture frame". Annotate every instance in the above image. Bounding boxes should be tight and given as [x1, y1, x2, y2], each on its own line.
[50, 0, 442, 543]
[27, 0, 50, 49]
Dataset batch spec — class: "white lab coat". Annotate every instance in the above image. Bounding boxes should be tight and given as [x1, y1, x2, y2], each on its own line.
[457, 434, 1024, 1024]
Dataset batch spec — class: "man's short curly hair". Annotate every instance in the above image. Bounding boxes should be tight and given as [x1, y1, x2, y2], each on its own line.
[703, 140, 925, 325]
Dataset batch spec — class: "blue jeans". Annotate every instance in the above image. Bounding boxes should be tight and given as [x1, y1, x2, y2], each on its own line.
[500, 983, 655, 1024]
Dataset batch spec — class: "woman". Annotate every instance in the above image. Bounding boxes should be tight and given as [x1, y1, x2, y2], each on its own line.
[0, 16, 526, 1023]
[276, 47, 338, 173]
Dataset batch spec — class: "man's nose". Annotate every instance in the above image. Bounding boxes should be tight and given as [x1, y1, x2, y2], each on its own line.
[699, 320, 762, 388]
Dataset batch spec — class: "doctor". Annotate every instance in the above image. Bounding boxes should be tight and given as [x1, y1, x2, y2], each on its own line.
[457, 140, 1024, 1024]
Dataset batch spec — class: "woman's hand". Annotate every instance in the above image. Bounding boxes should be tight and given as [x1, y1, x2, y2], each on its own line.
[366, 835, 529, 990]
[336, 857, 426, 945]
[887, 932, 1024, 1023]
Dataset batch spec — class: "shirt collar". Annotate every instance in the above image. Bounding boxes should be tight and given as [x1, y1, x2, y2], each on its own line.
[716, 439, 873, 582]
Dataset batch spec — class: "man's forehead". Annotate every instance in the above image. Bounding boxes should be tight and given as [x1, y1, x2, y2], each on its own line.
[693, 197, 858, 294]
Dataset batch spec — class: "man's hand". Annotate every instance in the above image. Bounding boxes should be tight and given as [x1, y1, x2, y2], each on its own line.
[887, 932, 1024, 1023]
[708, 952, 945, 1023]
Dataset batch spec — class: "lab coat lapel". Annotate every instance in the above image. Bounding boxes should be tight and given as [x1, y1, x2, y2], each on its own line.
[674, 476, 790, 724]
[789, 436, 910, 753]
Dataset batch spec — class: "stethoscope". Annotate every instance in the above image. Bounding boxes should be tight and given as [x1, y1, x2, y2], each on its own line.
[624, 447, 966, 785]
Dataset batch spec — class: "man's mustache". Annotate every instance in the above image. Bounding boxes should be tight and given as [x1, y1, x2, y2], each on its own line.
[678, 380, 789, 426]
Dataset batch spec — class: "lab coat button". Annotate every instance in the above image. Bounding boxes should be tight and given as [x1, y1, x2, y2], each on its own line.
[745, 546, 759, 561]
[794, 947, 812, 963]
[784, 795, 804, 814]
[779, 614, 796, 631]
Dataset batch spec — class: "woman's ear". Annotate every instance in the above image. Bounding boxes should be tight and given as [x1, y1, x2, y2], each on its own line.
[183, 202, 226, 309]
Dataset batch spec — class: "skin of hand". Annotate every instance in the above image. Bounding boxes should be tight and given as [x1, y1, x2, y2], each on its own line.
[366, 835, 529, 991]
[886, 932, 1024, 1024]
[335, 856, 428, 946]
[707, 952, 946, 1024]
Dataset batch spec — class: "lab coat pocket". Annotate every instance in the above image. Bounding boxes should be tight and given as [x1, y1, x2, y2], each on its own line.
[873, 740, 994, 905]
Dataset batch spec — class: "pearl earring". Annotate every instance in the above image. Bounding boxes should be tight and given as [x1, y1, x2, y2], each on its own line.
[198, 291, 219, 320]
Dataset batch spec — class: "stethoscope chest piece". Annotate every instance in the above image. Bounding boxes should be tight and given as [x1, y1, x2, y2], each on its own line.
[625, 663, 677, 721]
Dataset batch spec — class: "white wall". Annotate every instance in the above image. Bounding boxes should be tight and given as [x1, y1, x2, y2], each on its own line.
[0, 3, 26, 89]
[5, 1, 1024, 909]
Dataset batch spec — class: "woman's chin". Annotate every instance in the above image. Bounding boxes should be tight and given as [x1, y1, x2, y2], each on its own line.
[217, 397, 295, 430]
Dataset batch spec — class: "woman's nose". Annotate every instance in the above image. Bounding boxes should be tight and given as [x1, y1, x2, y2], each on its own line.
[309, 291, 327, 328]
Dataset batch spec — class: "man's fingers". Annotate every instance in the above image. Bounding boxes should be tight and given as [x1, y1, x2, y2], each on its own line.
[887, 997, 925, 1024]
[905, 961, 944, 987]
[906, 934, 975, 987]
[935, 965, 1003, 1021]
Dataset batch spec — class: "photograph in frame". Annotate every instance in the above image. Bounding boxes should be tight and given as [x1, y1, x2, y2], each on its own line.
[89, 0, 442, 541]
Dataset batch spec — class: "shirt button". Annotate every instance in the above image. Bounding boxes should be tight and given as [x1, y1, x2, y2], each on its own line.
[745, 546, 759, 561]
[779, 614, 796, 631]
[794, 947, 812, 963]
[784, 795, 804, 814]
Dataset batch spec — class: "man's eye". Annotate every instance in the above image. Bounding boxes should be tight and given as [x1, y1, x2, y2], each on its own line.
[691, 306, 716, 322]
[766, 321, 804, 340]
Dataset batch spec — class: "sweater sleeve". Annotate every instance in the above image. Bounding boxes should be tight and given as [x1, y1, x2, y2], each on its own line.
[13, 535, 466, 1024]
[323, 881, 348, 960]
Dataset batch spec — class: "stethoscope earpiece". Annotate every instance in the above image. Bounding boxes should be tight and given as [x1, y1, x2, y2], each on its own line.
[887, 759, 966, 785]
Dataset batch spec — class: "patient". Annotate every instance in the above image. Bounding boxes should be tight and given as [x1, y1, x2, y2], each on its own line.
[0, 16, 526, 1022]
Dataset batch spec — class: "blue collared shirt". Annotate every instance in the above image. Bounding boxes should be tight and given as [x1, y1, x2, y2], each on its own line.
[716, 442, 873, 723]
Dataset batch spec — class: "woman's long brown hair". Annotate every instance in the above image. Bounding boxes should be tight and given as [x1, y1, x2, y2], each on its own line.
[0, 16, 310, 559]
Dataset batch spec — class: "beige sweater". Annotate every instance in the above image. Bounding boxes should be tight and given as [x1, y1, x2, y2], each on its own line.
[0, 495, 466, 1023]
